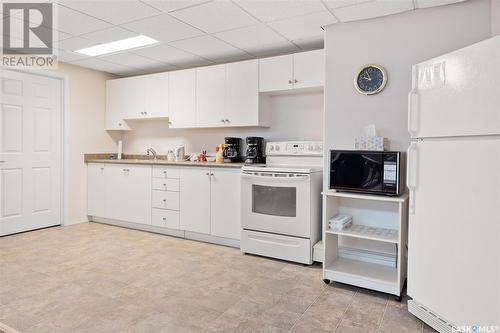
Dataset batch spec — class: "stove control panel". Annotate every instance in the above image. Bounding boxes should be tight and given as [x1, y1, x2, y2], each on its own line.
[266, 141, 323, 156]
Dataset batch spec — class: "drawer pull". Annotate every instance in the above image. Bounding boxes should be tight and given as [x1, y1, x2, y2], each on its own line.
[162, 199, 166, 202]
[162, 217, 166, 221]
[163, 183, 166, 186]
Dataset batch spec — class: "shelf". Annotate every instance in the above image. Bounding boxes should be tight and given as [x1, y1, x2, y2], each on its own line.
[326, 224, 399, 244]
[322, 190, 408, 203]
[324, 257, 398, 295]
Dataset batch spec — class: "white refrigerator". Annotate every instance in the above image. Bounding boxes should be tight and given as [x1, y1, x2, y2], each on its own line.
[407, 36, 500, 332]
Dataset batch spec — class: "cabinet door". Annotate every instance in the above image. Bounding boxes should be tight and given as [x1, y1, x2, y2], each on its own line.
[259, 54, 293, 92]
[144, 73, 169, 118]
[105, 164, 152, 225]
[293, 49, 324, 89]
[180, 167, 211, 234]
[196, 64, 225, 127]
[105, 80, 132, 130]
[169, 69, 196, 128]
[225, 60, 259, 126]
[87, 163, 107, 217]
[210, 168, 241, 240]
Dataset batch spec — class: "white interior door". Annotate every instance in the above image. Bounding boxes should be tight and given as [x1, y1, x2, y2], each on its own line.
[1, 70, 62, 236]
[409, 37, 500, 139]
[407, 137, 500, 326]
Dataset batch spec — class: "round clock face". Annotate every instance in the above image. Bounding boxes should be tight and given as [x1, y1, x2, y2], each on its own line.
[354, 65, 387, 95]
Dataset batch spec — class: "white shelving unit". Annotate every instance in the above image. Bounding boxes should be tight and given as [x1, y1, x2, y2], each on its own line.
[322, 190, 408, 299]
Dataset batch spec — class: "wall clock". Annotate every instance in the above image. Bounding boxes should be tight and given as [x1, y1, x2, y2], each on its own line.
[354, 64, 387, 95]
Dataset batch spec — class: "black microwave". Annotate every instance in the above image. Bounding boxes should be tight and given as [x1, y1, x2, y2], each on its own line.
[330, 150, 401, 196]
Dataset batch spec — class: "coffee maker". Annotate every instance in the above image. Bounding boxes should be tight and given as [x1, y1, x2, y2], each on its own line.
[245, 137, 265, 164]
[223, 137, 243, 163]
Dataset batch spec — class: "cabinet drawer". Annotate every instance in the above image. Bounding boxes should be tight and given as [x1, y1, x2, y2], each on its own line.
[152, 208, 179, 229]
[152, 190, 179, 210]
[152, 178, 179, 191]
[152, 166, 180, 179]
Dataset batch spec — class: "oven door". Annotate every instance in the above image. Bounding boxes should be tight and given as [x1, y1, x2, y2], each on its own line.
[241, 171, 311, 238]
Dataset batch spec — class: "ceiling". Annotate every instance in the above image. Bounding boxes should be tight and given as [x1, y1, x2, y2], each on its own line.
[2, 0, 466, 76]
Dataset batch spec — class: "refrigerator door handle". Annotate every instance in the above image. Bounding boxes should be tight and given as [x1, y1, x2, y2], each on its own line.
[407, 143, 419, 214]
[408, 90, 419, 137]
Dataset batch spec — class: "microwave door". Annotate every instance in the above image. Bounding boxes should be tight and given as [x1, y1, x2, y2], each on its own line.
[331, 153, 383, 192]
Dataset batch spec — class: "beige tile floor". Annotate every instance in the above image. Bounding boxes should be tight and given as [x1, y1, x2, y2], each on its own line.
[0, 223, 432, 333]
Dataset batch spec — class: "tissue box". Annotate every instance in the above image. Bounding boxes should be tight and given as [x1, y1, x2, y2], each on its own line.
[355, 136, 388, 151]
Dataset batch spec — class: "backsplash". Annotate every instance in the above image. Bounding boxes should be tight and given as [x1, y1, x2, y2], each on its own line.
[121, 92, 323, 155]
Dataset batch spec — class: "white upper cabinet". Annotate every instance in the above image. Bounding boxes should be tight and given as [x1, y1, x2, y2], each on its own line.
[144, 73, 169, 119]
[196, 64, 226, 128]
[259, 49, 324, 92]
[259, 54, 294, 92]
[293, 49, 324, 89]
[106, 73, 169, 130]
[225, 60, 260, 127]
[169, 69, 196, 129]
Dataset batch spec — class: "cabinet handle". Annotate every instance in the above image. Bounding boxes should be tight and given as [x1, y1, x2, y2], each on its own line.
[210, 173, 214, 176]
[162, 217, 166, 221]
[163, 171, 167, 174]
[162, 199, 166, 202]
[288, 80, 292, 84]
[118, 123, 122, 126]
[225, 119, 230, 123]
[205, 172, 210, 176]
[168, 121, 172, 125]
[221, 119, 225, 123]
[294, 79, 298, 83]
[163, 183, 166, 186]
[144, 112, 147, 115]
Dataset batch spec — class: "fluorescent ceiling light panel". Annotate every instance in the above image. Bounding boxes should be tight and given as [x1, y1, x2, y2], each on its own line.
[75, 35, 158, 56]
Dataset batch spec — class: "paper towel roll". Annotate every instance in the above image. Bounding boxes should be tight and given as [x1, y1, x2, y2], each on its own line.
[117, 140, 122, 160]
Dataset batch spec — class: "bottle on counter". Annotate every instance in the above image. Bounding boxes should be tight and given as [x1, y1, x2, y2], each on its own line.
[216, 144, 225, 163]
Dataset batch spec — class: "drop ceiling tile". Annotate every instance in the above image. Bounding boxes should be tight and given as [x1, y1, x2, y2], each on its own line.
[214, 24, 289, 51]
[234, 0, 326, 22]
[170, 1, 259, 33]
[245, 41, 300, 57]
[267, 11, 336, 41]
[131, 44, 213, 66]
[99, 52, 168, 69]
[70, 57, 136, 75]
[121, 13, 204, 43]
[332, 0, 414, 22]
[169, 35, 248, 61]
[415, 0, 465, 9]
[58, 36, 96, 51]
[80, 27, 137, 44]
[142, 0, 211, 13]
[59, 0, 160, 25]
[56, 48, 88, 63]
[55, 4, 112, 35]
[323, 0, 374, 10]
[292, 36, 324, 50]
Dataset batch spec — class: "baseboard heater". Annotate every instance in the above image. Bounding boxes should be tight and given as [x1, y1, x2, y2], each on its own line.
[408, 300, 455, 333]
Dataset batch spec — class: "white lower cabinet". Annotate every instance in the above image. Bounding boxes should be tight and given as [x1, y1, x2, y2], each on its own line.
[88, 163, 241, 243]
[180, 167, 211, 234]
[87, 163, 107, 217]
[87, 163, 151, 225]
[152, 208, 179, 229]
[210, 168, 241, 240]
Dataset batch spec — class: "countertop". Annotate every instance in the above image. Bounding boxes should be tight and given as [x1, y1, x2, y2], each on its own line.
[86, 158, 246, 169]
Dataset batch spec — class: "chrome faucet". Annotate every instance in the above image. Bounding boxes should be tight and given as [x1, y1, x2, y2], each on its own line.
[146, 148, 158, 160]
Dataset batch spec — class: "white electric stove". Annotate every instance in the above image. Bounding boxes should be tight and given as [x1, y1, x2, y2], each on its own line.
[240, 141, 323, 264]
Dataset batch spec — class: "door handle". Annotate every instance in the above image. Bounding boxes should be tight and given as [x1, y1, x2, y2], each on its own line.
[407, 143, 419, 214]
[408, 90, 419, 137]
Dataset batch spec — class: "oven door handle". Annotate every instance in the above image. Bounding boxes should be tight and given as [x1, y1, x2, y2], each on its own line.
[241, 172, 310, 182]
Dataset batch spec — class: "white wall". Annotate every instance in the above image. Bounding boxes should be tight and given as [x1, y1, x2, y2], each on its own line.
[493, 0, 500, 36]
[53, 63, 119, 225]
[121, 92, 323, 155]
[324, 0, 492, 157]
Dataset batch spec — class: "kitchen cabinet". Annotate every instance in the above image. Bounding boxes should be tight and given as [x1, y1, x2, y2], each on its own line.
[259, 54, 294, 92]
[89, 164, 151, 225]
[105, 73, 169, 130]
[196, 64, 226, 127]
[259, 49, 324, 92]
[87, 163, 107, 217]
[169, 69, 196, 129]
[225, 60, 265, 127]
[210, 168, 241, 240]
[180, 167, 211, 234]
